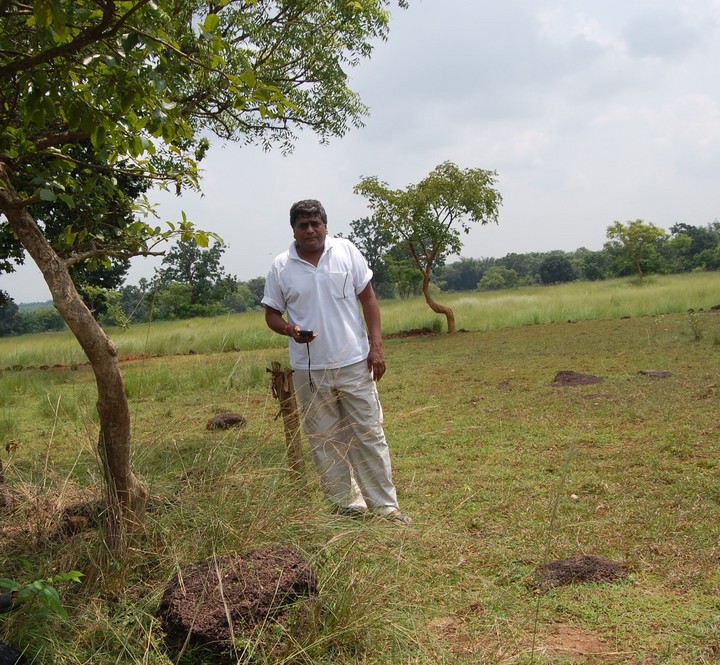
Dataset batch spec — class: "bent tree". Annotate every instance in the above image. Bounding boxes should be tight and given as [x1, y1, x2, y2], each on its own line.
[0, 0, 406, 559]
[355, 161, 502, 332]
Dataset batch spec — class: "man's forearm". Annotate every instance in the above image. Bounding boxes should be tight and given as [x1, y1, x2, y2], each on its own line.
[265, 307, 294, 336]
[359, 288, 384, 349]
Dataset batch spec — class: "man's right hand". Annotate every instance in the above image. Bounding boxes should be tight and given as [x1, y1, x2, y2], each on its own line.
[285, 323, 317, 343]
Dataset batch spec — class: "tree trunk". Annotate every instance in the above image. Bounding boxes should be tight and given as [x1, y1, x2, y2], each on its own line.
[1, 175, 147, 559]
[635, 257, 644, 283]
[421, 275, 456, 333]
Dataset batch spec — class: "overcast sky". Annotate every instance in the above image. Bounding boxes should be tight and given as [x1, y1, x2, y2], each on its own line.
[4, 0, 720, 303]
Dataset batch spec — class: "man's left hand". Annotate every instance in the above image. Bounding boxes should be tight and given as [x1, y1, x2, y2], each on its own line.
[367, 349, 386, 381]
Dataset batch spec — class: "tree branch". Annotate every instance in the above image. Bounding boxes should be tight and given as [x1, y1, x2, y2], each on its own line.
[0, 1, 153, 78]
[34, 129, 90, 152]
[64, 248, 163, 268]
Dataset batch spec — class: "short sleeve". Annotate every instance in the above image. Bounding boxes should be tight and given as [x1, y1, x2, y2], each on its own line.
[348, 242, 373, 294]
[261, 261, 286, 313]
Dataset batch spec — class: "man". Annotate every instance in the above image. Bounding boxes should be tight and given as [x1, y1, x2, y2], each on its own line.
[262, 199, 411, 525]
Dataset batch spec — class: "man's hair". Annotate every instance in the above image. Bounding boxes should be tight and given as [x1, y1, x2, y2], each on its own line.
[289, 199, 327, 227]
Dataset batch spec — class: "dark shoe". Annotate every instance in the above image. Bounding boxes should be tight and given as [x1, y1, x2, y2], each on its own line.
[0, 640, 25, 664]
[384, 510, 412, 525]
[0, 592, 19, 614]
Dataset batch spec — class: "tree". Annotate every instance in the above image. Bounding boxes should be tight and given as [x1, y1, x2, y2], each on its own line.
[538, 252, 576, 285]
[477, 266, 519, 291]
[0, 290, 20, 336]
[355, 161, 502, 332]
[244, 277, 266, 308]
[696, 244, 720, 270]
[661, 232, 693, 273]
[119, 281, 151, 324]
[153, 238, 235, 315]
[668, 222, 720, 271]
[0, 0, 407, 558]
[571, 247, 608, 281]
[496, 252, 543, 284]
[605, 220, 669, 282]
[153, 282, 226, 319]
[223, 283, 255, 313]
[343, 216, 395, 297]
[438, 257, 494, 291]
[13, 306, 66, 335]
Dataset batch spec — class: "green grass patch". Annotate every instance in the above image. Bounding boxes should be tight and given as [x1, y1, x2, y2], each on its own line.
[1, 273, 719, 663]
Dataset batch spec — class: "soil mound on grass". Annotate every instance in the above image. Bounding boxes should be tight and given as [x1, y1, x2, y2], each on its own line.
[158, 545, 317, 661]
[552, 371, 602, 386]
[385, 327, 440, 339]
[206, 412, 247, 430]
[531, 555, 627, 591]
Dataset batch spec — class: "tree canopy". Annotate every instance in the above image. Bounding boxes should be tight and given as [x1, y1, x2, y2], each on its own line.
[355, 161, 502, 332]
[1, 0, 408, 272]
[538, 252, 576, 285]
[605, 220, 668, 282]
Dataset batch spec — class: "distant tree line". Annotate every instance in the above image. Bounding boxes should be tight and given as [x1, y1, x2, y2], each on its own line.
[0, 239, 267, 335]
[434, 219, 720, 293]
[1, 219, 719, 337]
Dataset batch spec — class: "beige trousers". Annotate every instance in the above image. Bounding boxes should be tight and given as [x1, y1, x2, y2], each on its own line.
[294, 360, 399, 516]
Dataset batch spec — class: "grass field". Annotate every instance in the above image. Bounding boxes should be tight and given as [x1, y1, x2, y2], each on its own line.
[1, 273, 719, 664]
[2, 272, 719, 371]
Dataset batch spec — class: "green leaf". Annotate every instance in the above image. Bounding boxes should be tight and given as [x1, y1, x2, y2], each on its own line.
[33, 0, 51, 28]
[90, 124, 107, 149]
[49, 1, 68, 41]
[39, 188, 56, 202]
[203, 13, 220, 33]
[31, 106, 47, 127]
[58, 193, 76, 209]
[0, 578, 22, 592]
[62, 225, 77, 245]
[239, 69, 257, 87]
[39, 585, 61, 605]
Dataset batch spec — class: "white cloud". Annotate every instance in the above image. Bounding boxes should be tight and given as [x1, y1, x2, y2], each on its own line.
[622, 8, 708, 59]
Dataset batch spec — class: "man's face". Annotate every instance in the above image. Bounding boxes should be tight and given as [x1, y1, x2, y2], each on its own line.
[293, 214, 328, 254]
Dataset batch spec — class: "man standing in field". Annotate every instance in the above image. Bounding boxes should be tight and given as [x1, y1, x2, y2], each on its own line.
[262, 199, 411, 525]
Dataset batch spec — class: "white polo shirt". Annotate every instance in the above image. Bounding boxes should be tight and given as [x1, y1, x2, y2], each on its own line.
[262, 236, 373, 370]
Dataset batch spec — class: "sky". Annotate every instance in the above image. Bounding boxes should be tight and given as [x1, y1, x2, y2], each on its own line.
[4, 0, 720, 303]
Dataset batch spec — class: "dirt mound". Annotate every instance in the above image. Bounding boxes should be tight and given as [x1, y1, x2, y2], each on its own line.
[531, 554, 627, 591]
[385, 327, 439, 339]
[206, 412, 247, 430]
[552, 371, 602, 386]
[158, 545, 317, 661]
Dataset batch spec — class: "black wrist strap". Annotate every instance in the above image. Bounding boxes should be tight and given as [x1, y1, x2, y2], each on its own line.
[306, 343, 315, 392]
